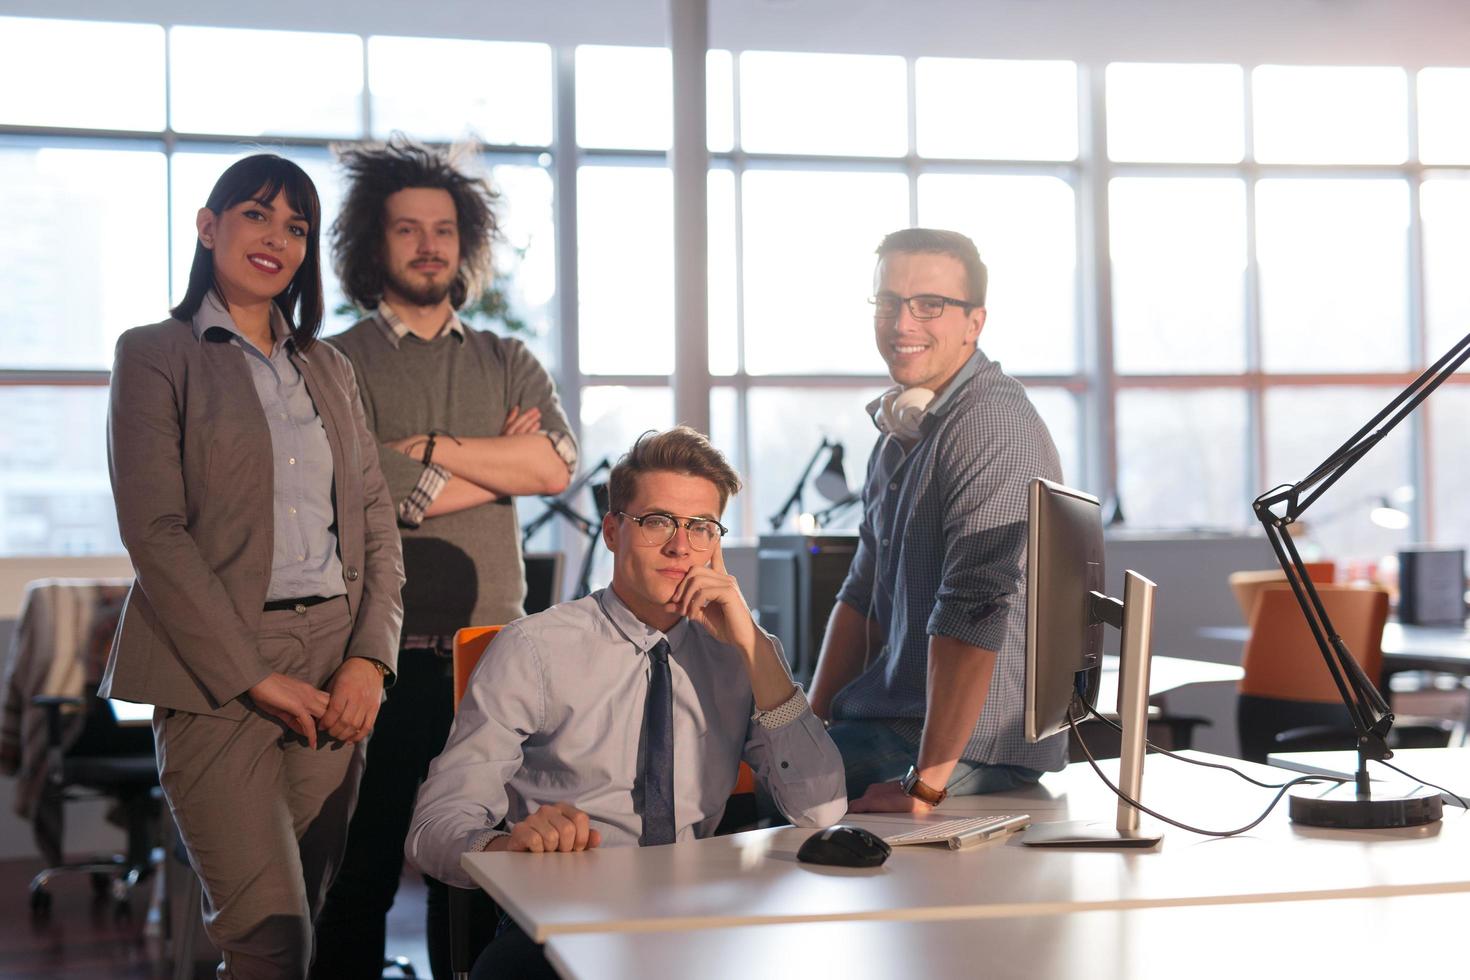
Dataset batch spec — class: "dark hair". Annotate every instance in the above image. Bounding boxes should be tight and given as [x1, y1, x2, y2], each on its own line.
[608, 427, 743, 515]
[170, 154, 325, 348]
[332, 136, 500, 310]
[875, 228, 988, 306]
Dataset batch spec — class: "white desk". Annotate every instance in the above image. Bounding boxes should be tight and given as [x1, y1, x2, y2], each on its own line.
[461, 753, 1470, 942]
[1199, 621, 1470, 677]
[1096, 653, 1242, 707]
[1268, 746, 1470, 807]
[544, 891, 1470, 980]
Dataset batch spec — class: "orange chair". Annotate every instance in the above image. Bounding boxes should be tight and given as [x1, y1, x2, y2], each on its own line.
[451, 626, 503, 709]
[1236, 584, 1387, 762]
[446, 625, 502, 980]
[1228, 562, 1336, 622]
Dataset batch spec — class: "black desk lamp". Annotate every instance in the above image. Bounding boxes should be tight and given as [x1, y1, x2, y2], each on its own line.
[1252, 331, 1470, 828]
[522, 458, 611, 599]
[768, 438, 850, 532]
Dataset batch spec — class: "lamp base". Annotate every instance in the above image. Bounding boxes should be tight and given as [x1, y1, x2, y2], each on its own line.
[1288, 782, 1443, 828]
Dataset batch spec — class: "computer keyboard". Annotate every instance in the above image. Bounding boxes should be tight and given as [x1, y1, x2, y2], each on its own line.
[882, 813, 1031, 849]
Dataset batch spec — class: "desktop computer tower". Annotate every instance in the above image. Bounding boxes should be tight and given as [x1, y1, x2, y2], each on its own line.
[1398, 547, 1467, 625]
[756, 533, 859, 685]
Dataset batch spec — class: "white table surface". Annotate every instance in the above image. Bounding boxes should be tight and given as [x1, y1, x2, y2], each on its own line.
[544, 891, 1470, 980]
[1268, 746, 1470, 807]
[1096, 653, 1242, 708]
[462, 752, 1470, 942]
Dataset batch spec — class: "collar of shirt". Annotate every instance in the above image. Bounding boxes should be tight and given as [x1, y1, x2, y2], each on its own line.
[190, 290, 294, 356]
[373, 301, 466, 348]
[593, 586, 693, 656]
[863, 348, 989, 433]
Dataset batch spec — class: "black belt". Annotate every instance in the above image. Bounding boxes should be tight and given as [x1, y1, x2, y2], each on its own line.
[263, 595, 333, 613]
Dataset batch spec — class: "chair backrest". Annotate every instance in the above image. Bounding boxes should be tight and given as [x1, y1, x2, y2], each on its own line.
[1239, 583, 1388, 702]
[1228, 562, 1335, 622]
[451, 626, 503, 709]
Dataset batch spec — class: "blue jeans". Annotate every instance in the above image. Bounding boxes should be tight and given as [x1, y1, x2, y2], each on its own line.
[827, 719, 1042, 799]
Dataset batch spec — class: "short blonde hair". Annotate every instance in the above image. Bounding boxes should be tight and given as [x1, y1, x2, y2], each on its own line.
[608, 427, 742, 515]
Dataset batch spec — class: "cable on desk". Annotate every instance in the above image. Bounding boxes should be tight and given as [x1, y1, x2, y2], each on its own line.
[1066, 708, 1349, 838]
[1079, 702, 1343, 790]
[1372, 757, 1468, 811]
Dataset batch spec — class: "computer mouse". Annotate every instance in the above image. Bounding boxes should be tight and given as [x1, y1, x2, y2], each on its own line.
[797, 824, 892, 868]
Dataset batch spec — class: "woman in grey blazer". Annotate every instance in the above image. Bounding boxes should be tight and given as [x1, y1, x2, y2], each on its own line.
[102, 154, 404, 980]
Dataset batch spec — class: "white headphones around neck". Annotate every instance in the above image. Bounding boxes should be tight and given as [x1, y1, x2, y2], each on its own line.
[873, 385, 935, 442]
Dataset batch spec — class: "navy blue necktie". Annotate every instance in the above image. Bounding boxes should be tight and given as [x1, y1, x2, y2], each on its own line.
[640, 639, 676, 846]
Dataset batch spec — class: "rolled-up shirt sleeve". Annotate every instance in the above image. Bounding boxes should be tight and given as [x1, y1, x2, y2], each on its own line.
[926, 405, 1047, 653]
[742, 685, 847, 829]
[405, 624, 543, 887]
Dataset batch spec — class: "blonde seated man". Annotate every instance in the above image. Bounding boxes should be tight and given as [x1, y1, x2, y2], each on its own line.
[407, 427, 847, 979]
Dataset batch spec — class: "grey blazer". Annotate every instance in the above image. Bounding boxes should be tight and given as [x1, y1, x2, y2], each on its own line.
[101, 318, 405, 718]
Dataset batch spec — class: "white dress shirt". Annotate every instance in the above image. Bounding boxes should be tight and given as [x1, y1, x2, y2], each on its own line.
[406, 588, 847, 886]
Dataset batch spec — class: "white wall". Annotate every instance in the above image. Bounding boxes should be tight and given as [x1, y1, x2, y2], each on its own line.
[2, 0, 1469, 66]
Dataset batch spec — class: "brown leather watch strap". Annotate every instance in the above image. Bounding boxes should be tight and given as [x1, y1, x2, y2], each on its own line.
[900, 765, 948, 806]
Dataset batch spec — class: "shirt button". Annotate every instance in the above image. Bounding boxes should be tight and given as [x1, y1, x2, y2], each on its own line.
[881, 538, 889, 547]
[288, 506, 297, 515]
[346, 567, 360, 582]
[288, 457, 296, 465]
[889, 482, 898, 491]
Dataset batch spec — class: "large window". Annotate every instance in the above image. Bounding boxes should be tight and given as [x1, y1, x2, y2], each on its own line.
[6, 14, 1470, 576]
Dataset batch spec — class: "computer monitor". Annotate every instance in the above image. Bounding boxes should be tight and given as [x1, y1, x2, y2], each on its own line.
[522, 551, 565, 615]
[1022, 479, 1161, 847]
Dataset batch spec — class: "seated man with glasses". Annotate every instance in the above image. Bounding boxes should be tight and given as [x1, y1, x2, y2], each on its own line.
[407, 426, 846, 980]
[809, 227, 1068, 816]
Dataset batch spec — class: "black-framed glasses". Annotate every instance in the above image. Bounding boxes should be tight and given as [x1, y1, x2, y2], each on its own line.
[869, 293, 975, 321]
[616, 511, 728, 551]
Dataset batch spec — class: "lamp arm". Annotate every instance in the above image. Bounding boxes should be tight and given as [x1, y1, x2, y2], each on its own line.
[768, 437, 837, 531]
[810, 491, 860, 528]
[1250, 327, 1470, 769]
[522, 458, 611, 544]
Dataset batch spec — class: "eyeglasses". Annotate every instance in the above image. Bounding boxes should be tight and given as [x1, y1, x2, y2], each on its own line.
[616, 511, 728, 551]
[869, 293, 975, 321]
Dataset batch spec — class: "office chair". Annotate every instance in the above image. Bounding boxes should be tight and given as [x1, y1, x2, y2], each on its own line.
[1227, 562, 1336, 622]
[28, 689, 159, 916]
[1236, 584, 1451, 762]
[446, 626, 506, 980]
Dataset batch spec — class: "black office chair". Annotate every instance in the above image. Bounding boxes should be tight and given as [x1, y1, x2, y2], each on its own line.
[28, 688, 160, 916]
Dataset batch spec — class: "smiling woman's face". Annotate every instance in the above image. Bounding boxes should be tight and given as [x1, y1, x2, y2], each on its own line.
[197, 187, 309, 306]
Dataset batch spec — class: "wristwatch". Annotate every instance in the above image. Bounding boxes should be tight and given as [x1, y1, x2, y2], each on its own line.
[899, 765, 948, 806]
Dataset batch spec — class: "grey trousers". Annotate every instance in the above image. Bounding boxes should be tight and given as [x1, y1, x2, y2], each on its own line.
[154, 597, 365, 980]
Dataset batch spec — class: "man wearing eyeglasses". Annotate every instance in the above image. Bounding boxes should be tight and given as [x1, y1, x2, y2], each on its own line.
[809, 227, 1068, 815]
[407, 427, 846, 980]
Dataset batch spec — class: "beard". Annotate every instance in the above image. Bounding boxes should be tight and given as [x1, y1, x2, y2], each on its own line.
[385, 266, 455, 307]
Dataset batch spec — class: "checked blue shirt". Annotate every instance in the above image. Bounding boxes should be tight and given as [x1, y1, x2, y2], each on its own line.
[831, 349, 1069, 772]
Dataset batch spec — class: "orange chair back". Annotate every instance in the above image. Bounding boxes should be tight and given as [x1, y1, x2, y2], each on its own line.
[1228, 563, 1335, 622]
[1239, 584, 1387, 702]
[452, 626, 503, 709]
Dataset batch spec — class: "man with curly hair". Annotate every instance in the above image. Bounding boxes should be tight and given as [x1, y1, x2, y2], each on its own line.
[311, 137, 575, 979]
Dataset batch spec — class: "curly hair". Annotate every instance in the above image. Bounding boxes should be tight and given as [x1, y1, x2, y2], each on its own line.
[331, 136, 500, 310]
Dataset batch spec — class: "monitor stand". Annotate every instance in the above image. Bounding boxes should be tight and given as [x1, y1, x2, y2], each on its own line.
[1023, 570, 1164, 848]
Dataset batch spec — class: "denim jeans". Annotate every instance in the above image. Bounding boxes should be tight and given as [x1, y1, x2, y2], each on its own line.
[827, 719, 1043, 799]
